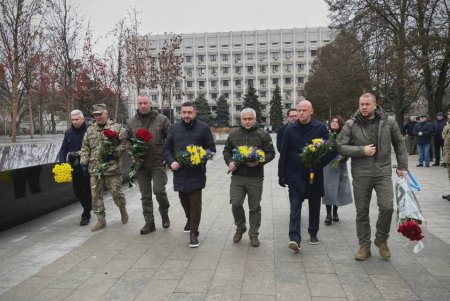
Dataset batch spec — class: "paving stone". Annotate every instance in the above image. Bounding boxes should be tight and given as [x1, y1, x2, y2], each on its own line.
[370, 274, 420, 300]
[28, 288, 74, 301]
[306, 273, 346, 298]
[242, 270, 275, 296]
[0, 276, 56, 301]
[151, 259, 190, 280]
[175, 269, 215, 293]
[47, 268, 94, 289]
[101, 268, 155, 300]
[302, 255, 335, 274]
[64, 275, 117, 300]
[169, 293, 206, 301]
[275, 282, 311, 300]
[206, 272, 243, 299]
[135, 279, 178, 301]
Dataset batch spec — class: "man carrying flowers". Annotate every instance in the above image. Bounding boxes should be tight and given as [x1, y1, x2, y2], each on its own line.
[278, 100, 336, 253]
[163, 101, 216, 248]
[338, 92, 408, 261]
[127, 95, 171, 234]
[223, 108, 275, 248]
[80, 104, 128, 232]
[57, 109, 92, 226]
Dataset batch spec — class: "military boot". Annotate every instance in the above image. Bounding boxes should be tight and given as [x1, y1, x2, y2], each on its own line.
[161, 212, 170, 229]
[374, 239, 391, 259]
[91, 215, 106, 232]
[355, 245, 371, 261]
[119, 206, 128, 224]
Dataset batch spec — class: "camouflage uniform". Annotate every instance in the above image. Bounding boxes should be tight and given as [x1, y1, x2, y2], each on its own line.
[442, 122, 450, 180]
[80, 118, 127, 217]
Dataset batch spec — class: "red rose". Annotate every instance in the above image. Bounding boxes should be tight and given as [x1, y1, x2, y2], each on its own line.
[398, 220, 424, 241]
[103, 129, 119, 139]
[136, 128, 152, 142]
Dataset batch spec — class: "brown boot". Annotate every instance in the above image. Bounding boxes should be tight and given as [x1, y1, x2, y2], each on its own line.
[374, 240, 391, 259]
[355, 245, 371, 261]
[233, 227, 247, 243]
[119, 206, 128, 224]
[91, 215, 106, 232]
[140, 221, 156, 234]
[249, 235, 260, 247]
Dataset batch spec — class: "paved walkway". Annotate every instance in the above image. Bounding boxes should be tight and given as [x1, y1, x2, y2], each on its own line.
[1, 141, 450, 300]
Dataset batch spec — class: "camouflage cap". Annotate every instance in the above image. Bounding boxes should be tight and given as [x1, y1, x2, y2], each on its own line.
[92, 103, 107, 113]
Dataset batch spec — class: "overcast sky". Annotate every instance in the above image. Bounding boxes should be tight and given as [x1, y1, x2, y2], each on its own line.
[73, 0, 331, 54]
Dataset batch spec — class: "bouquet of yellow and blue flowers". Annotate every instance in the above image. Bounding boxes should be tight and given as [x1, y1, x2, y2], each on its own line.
[300, 138, 331, 184]
[231, 145, 266, 165]
[176, 145, 214, 168]
[52, 163, 73, 183]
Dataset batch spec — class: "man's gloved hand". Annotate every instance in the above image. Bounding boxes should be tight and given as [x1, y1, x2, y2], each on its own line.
[81, 165, 89, 176]
[278, 177, 286, 187]
[102, 154, 116, 163]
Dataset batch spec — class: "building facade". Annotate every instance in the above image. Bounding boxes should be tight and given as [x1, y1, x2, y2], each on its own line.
[128, 27, 336, 126]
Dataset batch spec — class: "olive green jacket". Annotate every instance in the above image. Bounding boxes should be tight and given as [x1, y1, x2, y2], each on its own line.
[126, 110, 170, 169]
[337, 110, 408, 177]
[80, 119, 127, 175]
[442, 123, 450, 163]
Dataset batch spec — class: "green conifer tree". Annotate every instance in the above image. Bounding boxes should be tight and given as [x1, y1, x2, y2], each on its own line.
[269, 85, 283, 128]
[195, 94, 213, 125]
[215, 95, 230, 127]
[242, 85, 262, 124]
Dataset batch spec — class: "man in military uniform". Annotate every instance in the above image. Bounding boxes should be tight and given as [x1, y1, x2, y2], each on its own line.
[442, 110, 450, 200]
[80, 104, 128, 231]
[127, 95, 171, 234]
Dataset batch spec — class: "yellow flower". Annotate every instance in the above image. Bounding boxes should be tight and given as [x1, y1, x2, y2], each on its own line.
[308, 145, 317, 152]
[52, 163, 73, 183]
[311, 138, 323, 145]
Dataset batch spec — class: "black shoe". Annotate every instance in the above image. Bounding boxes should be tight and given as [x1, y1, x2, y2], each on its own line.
[432, 163, 439, 166]
[441, 163, 447, 167]
[161, 213, 170, 229]
[309, 236, 319, 245]
[333, 214, 339, 222]
[80, 216, 90, 226]
[183, 220, 191, 233]
[416, 164, 423, 167]
[442, 195, 450, 200]
[425, 164, 430, 167]
[324, 215, 332, 225]
[189, 232, 199, 248]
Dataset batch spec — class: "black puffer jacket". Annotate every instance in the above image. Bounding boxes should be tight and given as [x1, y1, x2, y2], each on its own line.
[223, 125, 275, 178]
[163, 119, 216, 193]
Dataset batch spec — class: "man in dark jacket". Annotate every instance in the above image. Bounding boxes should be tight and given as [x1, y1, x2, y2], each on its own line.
[163, 101, 216, 248]
[402, 116, 417, 155]
[414, 114, 433, 167]
[127, 95, 171, 234]
[57, 110, 92, 226]
[276, 108, 298, 152]
[432, 112, 446, 166]
[338, 92, 408, 261]
[223, 108, 275, 248]
[278, 100, 336, 252]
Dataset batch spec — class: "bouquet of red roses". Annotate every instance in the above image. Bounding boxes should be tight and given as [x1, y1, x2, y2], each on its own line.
[94, 129, 120, 178]
[396, 175, 426, 253]
[129, 128, 152, 181]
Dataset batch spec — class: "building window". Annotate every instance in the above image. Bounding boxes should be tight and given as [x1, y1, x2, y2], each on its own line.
[234, 43, 241, 48]
[236, 105, 242, 111]
[246, 53, 254, 60]
[310, 40, 317, 44]
[247, 66, 254, 74]
[186, 68, 193, 77]
[222, 44, 229, 49]
[259, 43, 266, 48]
[297, 51, 305, 58]
[285, 91, 291, 99]
[260, 79, 267, 87]
[235, 66, 241, 74]
[284, 42, 292, 47]
[187, 93, 194, 100]
[297, 63, 305, 71]
[222, 80, 229, 87]
[272, 78, 279, 85]
[235, 92, 242, 98]
[284, 77, 292, 84]
[209, 54, 216, 62]
[222, 66, 229, 74]
[211, 80, 217, 88]
[297, 41, 304, 45]
[176, 94, 182, 100]
[272, 42, 279, 47]
[246, 43, 253, 47]
[187, 81, 193, 88]
[260, 91, 266, 97]
[198, 68, 205, 76]
[235, 79, 241, 87]
[272, 65, 279, 73]
[210, 45, 217, 49]
[297, 77, 304, 83]
[223, 92, 229, 98]
[259, 52, 267, 61]
[210, 67, 217, 76]
[285, 64, 292, 72]
[151, 95, 157, 101]
[271, 52, 279, 60]
[212, 93, 217, 99]
[311, 50, 318, 57]
[260, 65, 267, 73]
[222, 53, 229, 61]
[185, 56, 192, 62]
[197, 55, 204, 63]
[284, 51, 292, 60]
[185, 46, 192, 50]
[323, 39, 330, 43]
[247, 79, 254, 86]
[234, 53, 241, 62]
[198, 81, 205, 89]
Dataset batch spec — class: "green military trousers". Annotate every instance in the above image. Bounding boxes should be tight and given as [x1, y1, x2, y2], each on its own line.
[352, 175, 394, 246]
[90, 174, 126, 216]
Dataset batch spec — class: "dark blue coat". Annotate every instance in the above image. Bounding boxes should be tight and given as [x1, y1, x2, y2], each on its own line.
[278, 119, 336, 198]
[163, 118, 216, 194]
[57, 122, 88, 163]
[402, 121, 416, 136]
[276, 123, 288, 152]
[433, 119, 447, 141]
[413, 121, 433, 145]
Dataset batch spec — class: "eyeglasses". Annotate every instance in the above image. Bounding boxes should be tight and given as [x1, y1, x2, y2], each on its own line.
[288, 115, 297, 118]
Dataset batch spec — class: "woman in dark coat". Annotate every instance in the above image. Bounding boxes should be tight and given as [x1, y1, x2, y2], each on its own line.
[322, 116, 353, 225]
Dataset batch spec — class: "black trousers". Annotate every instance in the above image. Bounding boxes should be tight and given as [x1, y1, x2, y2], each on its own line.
[72, 165, 92, 217]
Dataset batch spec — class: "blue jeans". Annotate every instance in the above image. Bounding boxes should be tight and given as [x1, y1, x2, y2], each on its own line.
[417, 143, 430, 166]
[288, 188, 321, 243]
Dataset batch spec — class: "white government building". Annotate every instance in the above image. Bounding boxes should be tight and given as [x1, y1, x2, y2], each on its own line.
[128, 27, 336, 126]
